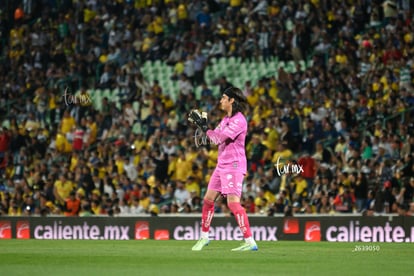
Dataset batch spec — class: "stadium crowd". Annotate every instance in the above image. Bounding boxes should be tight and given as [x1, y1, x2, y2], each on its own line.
[0, 0, 414, 218]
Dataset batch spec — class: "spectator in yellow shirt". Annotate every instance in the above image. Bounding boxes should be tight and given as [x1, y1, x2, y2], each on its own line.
[69, 152, 79, 172]
[147, 16, 164, 35]
[254, 185, 276, 213]
[263, 121, 279, 152]
[175, 149, 192, 182]
[247, 79, 266, 106]
[186, 145, 199, 163]
[268, 77, 281, 104]
[114, 154, 125, 175]
[76, 87, 92, 120]
[85, 116, 97, 146]
[272, 142, 293, 169]
[171, 58, 185, 80]
[188, 164, 203, 183]
[201, 147, 217, 169]
[139, 188, 151, 211]
[291, 174, 308, 202]
[185, 176, 200, 197]
[60, 110, 76, 135]
[48, 89, 57, 126]
[230, 0, 243, 9]
[167, 153, 178, 181]
[53, 173, 74, 207]
[132, 133, 148, 154]
[24, 113, 40, 132]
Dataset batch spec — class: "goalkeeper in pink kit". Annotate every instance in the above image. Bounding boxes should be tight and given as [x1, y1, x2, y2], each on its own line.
[188, 87, 258, 251]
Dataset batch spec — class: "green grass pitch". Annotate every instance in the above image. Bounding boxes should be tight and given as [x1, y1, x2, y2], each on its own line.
[0, 240, 412, 276]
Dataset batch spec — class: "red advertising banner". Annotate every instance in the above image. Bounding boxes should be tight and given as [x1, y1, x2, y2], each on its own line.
[0, 216, 413, 242]
[154, 229, 170, 240]
[16, 220, 30, 239]
[283, 218, 299, 234]
[0, 220, 12, 239]
[304, 221, 321, 242]
[135, 221, 150, 240]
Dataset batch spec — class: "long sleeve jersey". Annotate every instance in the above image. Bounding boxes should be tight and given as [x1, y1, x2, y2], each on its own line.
[206, 112, 247, 174]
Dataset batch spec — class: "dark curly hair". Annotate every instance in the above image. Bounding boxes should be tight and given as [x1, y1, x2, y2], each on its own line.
[223, 87, 247, 117]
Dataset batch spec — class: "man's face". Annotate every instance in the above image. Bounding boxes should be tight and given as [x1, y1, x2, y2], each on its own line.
[220, 94, 233, 113]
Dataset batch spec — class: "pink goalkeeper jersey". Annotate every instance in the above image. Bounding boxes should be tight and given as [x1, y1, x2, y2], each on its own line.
[206, 112, 247, 174]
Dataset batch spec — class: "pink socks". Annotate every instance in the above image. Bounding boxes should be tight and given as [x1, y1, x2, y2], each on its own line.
[201, 200, 253, 240]
[201, 199, 215, 232]
[228, 202, 252, 238]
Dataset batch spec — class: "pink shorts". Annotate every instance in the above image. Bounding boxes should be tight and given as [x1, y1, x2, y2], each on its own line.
[208, 169, 245, 198]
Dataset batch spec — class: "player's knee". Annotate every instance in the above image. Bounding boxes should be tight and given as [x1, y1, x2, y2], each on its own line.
[203, 198, 215, 208]
[228, 202, 243, 214]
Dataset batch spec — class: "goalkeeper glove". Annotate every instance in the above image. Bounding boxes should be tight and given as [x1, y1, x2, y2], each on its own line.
[188, 109, 208, 132]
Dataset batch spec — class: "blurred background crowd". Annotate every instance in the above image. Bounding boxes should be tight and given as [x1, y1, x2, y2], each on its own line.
[0, 0, 414, 217]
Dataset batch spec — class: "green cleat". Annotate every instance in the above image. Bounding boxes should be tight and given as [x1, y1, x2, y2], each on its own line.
[191, 238, 210, 251]
[231, 242, 258, 251]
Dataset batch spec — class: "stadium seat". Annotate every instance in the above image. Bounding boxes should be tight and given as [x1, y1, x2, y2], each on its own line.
[112, 88, 123, 109]
[141, 61, 152, 75]
[204, 66, 215, 83]
[256, 61, 268, 77]
[143, 57, 310, 104]
[285, 61, 296, 73]
[1, 119, 10, 129]
[170, 82, 179, 102]
[238, 63, 249, 78]
[277, 61, 286, 70]
[133, 101, 140, 114]
[265, 60, 277, 72]
[132, 122, 142, 134]
[210, 57, 218, 65]
[232, 77, 243, 89]
[92, 89, 103, 111]
[102, 88, 110, 98]
[161, 63, 172, 75]
[212, 86, 220, 97]
[194, 85, 202, 101]
[213, 63, 226, 78]
[299, 60, 306, 71]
